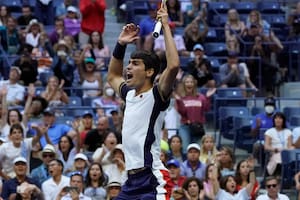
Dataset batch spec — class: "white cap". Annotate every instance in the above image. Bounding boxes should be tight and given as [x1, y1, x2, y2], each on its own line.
[67, 6, 77, 13]
[42, 144, 56, 154]
[187, 143, 201, 152]
[0, 137, 6, 143]
[74, 153, 88, 161]
[10, 66, 22, 76]
[13, 157, 27, 164]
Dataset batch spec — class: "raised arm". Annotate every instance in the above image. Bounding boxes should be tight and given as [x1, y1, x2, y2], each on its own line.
[157, 1, 180, 99]
[23, 84, 35, 126]
[107, 23, 140, 94]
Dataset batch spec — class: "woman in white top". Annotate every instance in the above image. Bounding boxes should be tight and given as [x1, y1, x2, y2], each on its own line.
[25, 19, 44, 48]
[264, 112, 294, 176]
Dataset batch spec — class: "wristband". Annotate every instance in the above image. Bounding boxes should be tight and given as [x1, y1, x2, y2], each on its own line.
[113, 42, 127, 60]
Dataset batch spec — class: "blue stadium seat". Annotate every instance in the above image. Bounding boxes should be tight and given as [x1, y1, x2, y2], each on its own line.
[290, 115, 300, 128]
[206, 28, 217, 42]
[82, 96, 97, 106]
[263, 14, 286, 28]
[64, 108, 94, 118]
[216, 88, 247, 107]
[179, 56, 192, 72]
[68, 96, 82, 107]
[251, 106, 265, 116]
[56, 116, 73, 126]
[280, 150, 300, 190]
[38, 70, 54, 86]
[210, 58, 220, 72]
[233, 116, 254, 153]
[258, 2, 284, 14]
[3, 0, 22, 12]
[232, 2, 256, 14]
[208, 2, 231, 14]
[204, 42, 227, 56]
[283, 107, 300, 122]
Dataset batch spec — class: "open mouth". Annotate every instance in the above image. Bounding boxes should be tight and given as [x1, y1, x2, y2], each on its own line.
[127, 73, 133, 80]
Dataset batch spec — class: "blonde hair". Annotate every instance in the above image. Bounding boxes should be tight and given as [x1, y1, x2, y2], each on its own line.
[199, 135, 218, 164]
[181, 74, 198, 97]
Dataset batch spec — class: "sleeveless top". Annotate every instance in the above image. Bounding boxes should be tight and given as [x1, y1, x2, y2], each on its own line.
[81, 79, 100, 98]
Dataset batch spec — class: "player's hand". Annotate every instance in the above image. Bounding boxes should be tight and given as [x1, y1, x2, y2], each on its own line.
[157, 1, 169, 27]
[118, 23, 140, 45]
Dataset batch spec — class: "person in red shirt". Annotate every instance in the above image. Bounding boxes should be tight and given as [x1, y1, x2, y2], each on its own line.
[167, 159, 186, 200]
[79, 0, 106, 47]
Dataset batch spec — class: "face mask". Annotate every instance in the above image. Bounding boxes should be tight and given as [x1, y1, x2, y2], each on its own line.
[105, 88, 114, 97]
[265, 105, 275, 114]
[57, 50, 67, 57]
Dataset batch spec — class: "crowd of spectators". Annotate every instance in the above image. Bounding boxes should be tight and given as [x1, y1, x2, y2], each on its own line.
[0, 0, 299, 200]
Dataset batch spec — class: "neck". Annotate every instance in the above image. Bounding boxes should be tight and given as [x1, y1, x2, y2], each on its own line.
[16, 175, 26, 183]
[135, 85, 152, 96]
[91, 180, 99, 187]
[53, 174, 62, 184]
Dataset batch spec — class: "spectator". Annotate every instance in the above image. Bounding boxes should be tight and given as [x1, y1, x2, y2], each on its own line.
[24, 95, 48, 123]
[224, 9, 246, 42]
[0, 123, 44, 180]
[199, 135, 218, 164]
[25, 19, 44, 48]
[217, 146, 235, 177]
[92, 82, 121, 115]
[64, 6, 81, 39]
[167, 135, 187, 164]
[256, 176, 290, 200]
[49, 18, 71, 45]
[180, 143, 206, 179]
[295, 170, 300, 200]
[293, 126, 300, 148]
[184, 18, 208, 51]
[0, 5, 10, 26]
[203, 163, 219, 200]
[184, 0, 208, 25]
[181, 177, 205, 200]
[175, 74, 214, 150]
[84, 116, 110, 153]
[42, 159, 70, 200]
[105, 181, 121, 200]
[34, 0, 54, 25]
[28, 107, 77, 148]
[186, 44, 215, 88]
[79, 0, 106, 47]
[17, 5, 36, 26]
[40, 76, 69, 107]
[288, 1, 300, 38]
[78, 112, 95, 149]
[66, 153, 89, 179]
[137, 3, 157, 51]
[0, 16, 20, 55]
[167, 159, 186, 200]
[56, 0, 75, 19]
[30, 144, 56, 185]
[63, 34, 77, 54]
[264, 112, 294, 176]
[235, 158, 259, 200]
[104, 144, 126, 185]
[57, 171, 91, 200]
[92, 131, 119, 169]
[219, 51, 246, 89]
[226, 34, 240, 54]
[84, 31, 110, 70]
[0, 66, 25, 106]
[166, 0, 184, 27]
[78, 57, 103, 98]
[84, 162, 107, 200]
[1, 157, 42, 200]
[251, 97, 276, 165]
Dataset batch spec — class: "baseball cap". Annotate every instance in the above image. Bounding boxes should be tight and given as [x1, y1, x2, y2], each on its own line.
[42, 144, 56, 154]
[67, 6, 77, 13]
[84, 57, 95, 64]
[167, 159, 180, 168]
[187, 143, 201, 152]
[43, 107, 55, 116]
[107, 181, 121, 188]
[264, 97, 276, 106]
[193, 44, 204, 51]
[74, 153, 88, 161]
[82, 111, 93, 118]
[10, 66, 22, 76]
[13, 157, 27, 164]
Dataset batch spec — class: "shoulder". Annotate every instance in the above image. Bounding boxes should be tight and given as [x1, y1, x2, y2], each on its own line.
[279, 193, 290, 200]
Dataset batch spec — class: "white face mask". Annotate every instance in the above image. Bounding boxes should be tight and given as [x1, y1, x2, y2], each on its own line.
[57, 50, 67, 57]
[265, 105, 275, 114]
[105, 88, 114, 97]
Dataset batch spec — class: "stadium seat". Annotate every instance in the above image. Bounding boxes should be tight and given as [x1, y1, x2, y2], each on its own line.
[251, 106, 265, 116]
[179, 56, 192, 72]
[56, 116, 73, 126]
[206, 28, 217, 42]
[208, 2, 231, 14]
[68, 96, 82, 107]
[283, 107, 300, 122]
[290, 115, 300, 128]
[210, 58, 220, 72]
[232, 2, 256, 14]
[204, 42, 227, 56]
[3, 0, 22, 12]
[258, 2, 284, 14]
[216, 88, 247, 107]
[233, 116, 254, 153]
[280, 150, 300, 191]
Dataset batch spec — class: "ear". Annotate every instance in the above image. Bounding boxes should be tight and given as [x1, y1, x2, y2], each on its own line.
[146, 68, 154, 78]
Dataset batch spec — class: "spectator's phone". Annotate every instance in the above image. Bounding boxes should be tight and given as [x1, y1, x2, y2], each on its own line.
[64, 186, 79, 193]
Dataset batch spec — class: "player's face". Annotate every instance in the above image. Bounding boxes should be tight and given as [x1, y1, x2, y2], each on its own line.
[126, 59, 148, 89]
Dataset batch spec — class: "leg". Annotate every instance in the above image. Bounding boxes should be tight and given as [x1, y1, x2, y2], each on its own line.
[178, 124, 191, 153]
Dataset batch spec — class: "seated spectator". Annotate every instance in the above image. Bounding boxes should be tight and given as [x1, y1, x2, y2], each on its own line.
[105, 180, 122, 200]
[1, 157, 42, 200]
[49, 18, 71, 45]
[219, 51, 247, 90]
[180, 143, 206, 179]
[235, 158, 259, 200]
[181, 177, 204, 200]
[226, 34, 240, 54]
[264, 112, 294, 176]
[186, 44, 215, 88]
[30, 144, 56, 186]
[167, 159, 186, 200]
[0, 5, 10, 26]
[57, 135, 78, 174]
[288, 1, 300, 38]
[84, 162, 107, 200]
[83, 31, 110, 70]
[17, 5, 37, 26]
[217, 146, 235, 177]
[293, 126, 300, 148]
[167, 135, 187, 164]
[40, 76, 69, 107]
[42, 159, 70, 200]
[24, 94, 49, 124]
[175, 75, 214, 150]
[199, 135, 218, 164]
[78, 57, 103, 98]
[184, 0, 208, 25]
[224, 9, 246, 42]
[25, 19, 44, 48]
[0, 66, 25, 106]
[63, 6, 81, 39]
[0, 16, 20, 55]
[166, 0, 184, 27]
[154, 22, 190, 58]
[56, 0, 75, 19]
[92, 82, 121, 115]
[66, 153, 89, 179]
[63, 34, 77, 54]
[0, 124, 44, 180]
[183, 18, 208, 51]
[257, 176, 290, 200]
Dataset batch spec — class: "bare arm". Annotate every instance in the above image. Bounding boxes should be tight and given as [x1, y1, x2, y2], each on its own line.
[23, 84, 35, 126]
[157, 2, 180, 99]
[264, 134, 275, 152]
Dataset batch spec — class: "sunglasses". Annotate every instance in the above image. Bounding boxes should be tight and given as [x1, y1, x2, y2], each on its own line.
[43, 154, 54, 158]
[266, 184, 277, 189]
